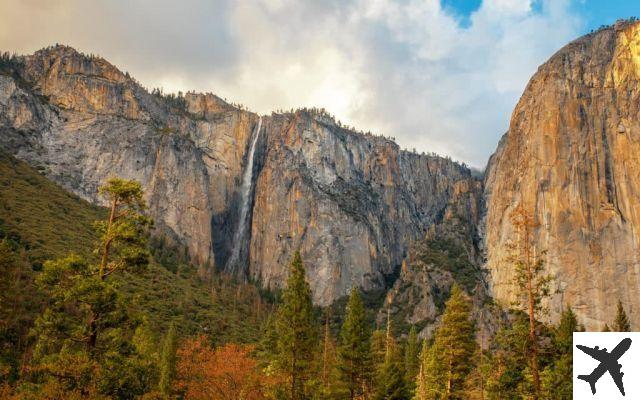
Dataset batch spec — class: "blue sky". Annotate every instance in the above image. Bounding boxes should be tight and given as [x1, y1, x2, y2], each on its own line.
[444, 0, 638, 31]
[0, 0, 638, 167]
[575, 0, 639, 31]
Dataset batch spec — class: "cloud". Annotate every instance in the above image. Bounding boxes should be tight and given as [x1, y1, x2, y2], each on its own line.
[0, 0, 584, 167]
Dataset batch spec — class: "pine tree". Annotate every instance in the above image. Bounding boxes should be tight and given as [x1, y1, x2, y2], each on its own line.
[555, 307, 580, 353]
[337, 288, 372, 399]
[373, 311, 408, 400]
[485, 316, 530, 399]
[89, 178, 151, 349]
[371, 328, 387, 371]
[414, 341, 430, 400]
[275, 252, 318, 400]
[318, 310, 340, 399]
[602, 324, 611, 332]
[541, 307, 581, 400]
[159, 323, 178, 395]
[257, 312, 279, 366]
[507, 207, 552, 399]
[30, 178, 153, 397]
[417, 285, 476, 400]
[404, 326, 420, 394]
[613, 300, 631, 332]
[96, 178, 152, 281]
[463, 327, 489, 400]
[374, 340, 408, 400]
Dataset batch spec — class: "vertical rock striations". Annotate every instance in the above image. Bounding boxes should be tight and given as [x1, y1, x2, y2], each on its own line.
[0, 45, 259, 268]
[251, 111, 477, 304]
[0, 45, 478, 305]
[484, 20, 640, 329]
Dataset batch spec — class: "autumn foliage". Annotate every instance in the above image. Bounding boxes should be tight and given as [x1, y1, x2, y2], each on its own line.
[176, 337, 273, 400]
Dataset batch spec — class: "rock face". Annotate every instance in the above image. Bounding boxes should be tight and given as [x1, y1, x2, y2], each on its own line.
[380, 177, 503, 338]
[8, 21, 640, 326]
[0, 45, 478, 305]
[484, 20, 640, 329]
[251, 113, 480, 304]
[0, 46, 258, 270]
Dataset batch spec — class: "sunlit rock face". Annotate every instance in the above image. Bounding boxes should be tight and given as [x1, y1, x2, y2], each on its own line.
[251, 112, 478, 304]
[0, 45, 256, 267]
[0, 45, 478, 305]
[484, 21, 640, 329]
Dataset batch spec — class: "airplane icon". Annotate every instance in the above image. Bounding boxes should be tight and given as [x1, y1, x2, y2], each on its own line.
[576, 338, 632, 396]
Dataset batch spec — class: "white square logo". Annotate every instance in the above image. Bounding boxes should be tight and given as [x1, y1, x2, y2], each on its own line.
[574, 332, 640, 399]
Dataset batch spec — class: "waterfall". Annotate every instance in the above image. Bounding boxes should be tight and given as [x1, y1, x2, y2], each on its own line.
[227, 116, 262, 274]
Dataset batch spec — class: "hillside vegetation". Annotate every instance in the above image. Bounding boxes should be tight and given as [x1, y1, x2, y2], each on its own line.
[0, 153, 271, 397]
[0, 152, 106, 266]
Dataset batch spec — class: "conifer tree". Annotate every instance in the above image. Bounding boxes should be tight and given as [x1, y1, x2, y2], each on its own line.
[485, 316, 530, 399]
[507, 207, 552, 399]
[463, 327, 490, 400]
[602, 324, 611, 332]
[275, 251, 318, 400]
[613, 300, 631, 332]
[416, 285, 476, 400]
[541, 307, 580, 400]
[30, 178, 153, 397]
[257, 312, 279, 366]
[371, 328, 388, 371]
[373, 312, 408, 400]
[338, 288, 372, 400]
[374, 340, 408, 400]
[404, 326, 420, 394]
[96, 178, 152, 281]
[414, 341, 430, 400]
[318, 310, 340, 399]
[316, 309, 342, 399]
[159, 323, 178, 395]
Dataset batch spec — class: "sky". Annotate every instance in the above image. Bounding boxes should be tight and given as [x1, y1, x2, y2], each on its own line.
[0, 1, 638, 168]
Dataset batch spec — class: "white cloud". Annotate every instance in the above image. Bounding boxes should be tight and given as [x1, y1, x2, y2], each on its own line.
[0, 0, 584, 167]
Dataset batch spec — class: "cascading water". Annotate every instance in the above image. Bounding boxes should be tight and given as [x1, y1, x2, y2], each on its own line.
[226, 116, 262, 275]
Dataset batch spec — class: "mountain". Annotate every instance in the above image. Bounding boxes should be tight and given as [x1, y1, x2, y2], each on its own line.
[4, 19, 640, 332]
[0, 151, 268, 356]
[0, 44, 481, 310]
[484, 20, 640, 329]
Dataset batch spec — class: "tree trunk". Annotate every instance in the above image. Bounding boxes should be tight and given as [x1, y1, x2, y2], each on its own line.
[524, 223, 540, 399]
[99, 198, 118, 279]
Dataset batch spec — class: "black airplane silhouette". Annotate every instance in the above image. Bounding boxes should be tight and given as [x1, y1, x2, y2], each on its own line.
[576, 338, 632, 396]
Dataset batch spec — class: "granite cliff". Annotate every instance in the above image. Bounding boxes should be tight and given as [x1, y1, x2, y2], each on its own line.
[0, 45, 480, 308]
[484, 20, 640, 329]
[5, 20, 640, 331]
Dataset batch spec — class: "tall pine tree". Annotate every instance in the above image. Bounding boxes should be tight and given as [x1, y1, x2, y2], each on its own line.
[485, 316, 530, 399]
[541, 307, 580, 400]
[404, 326, 420, 394]
[275, 251, 318, 400]
[373, 308, 408, 400]
[507, 207, 552, 399]
[414, 341, 430, 400]
[415, 285, 476, 400]
[318, 310, 340, 399]
[30, 178, 153, 397]
[613, 300, 631, 332]
[337, 288, 372, 400]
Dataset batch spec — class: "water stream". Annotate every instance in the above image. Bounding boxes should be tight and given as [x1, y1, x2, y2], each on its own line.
[226, 116, 262, 274]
